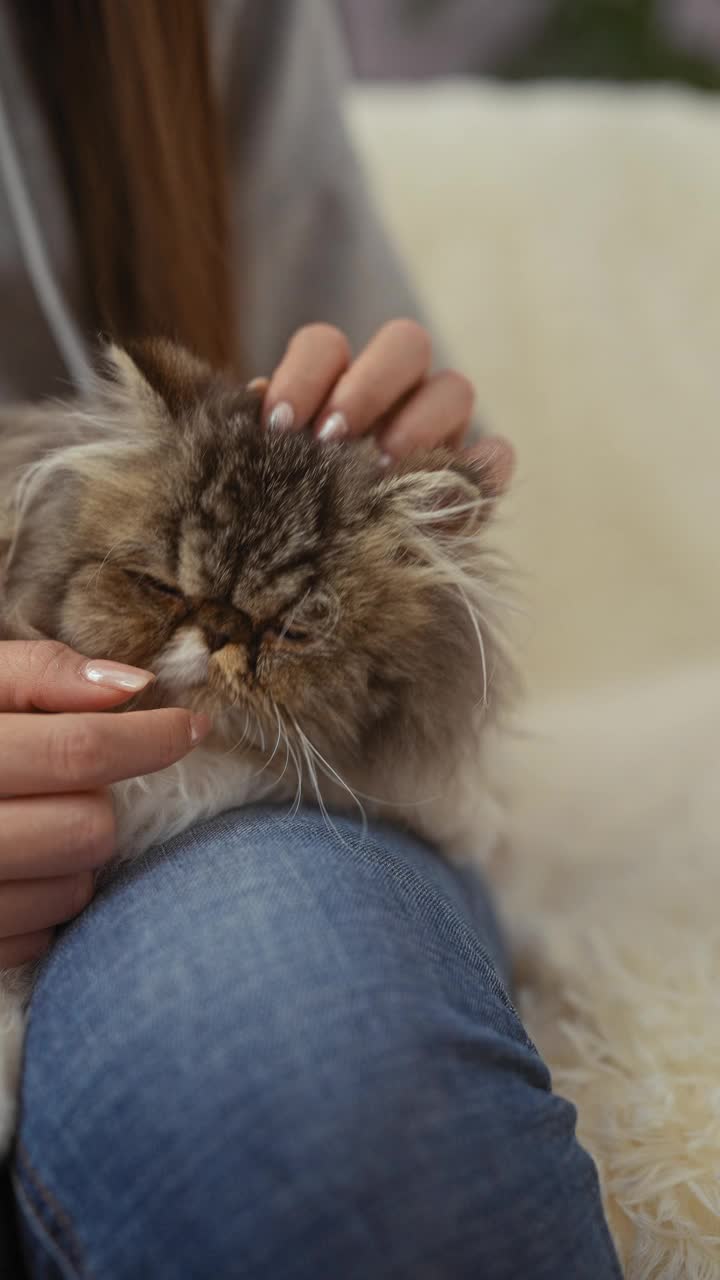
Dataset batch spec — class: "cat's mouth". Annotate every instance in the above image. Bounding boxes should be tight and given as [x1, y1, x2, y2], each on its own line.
[151, 626, 304, 759]
[152, 624, 286, 705]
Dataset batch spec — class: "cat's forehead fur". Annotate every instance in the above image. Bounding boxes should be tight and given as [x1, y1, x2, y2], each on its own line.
[117, 387, 384, 616]
[175, 404, 369, 576]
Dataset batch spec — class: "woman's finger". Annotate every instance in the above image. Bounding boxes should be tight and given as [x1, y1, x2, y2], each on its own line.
[0, 929, 54, 969]
[376, 369, 475, 459]
[0, 707, 209, 797]
[0, 791, 115, 879]
[314, 318, 432, 443]
[0, 639, 155, 713]
[264, 324, 351, 432]
[0, 872, 94, 938]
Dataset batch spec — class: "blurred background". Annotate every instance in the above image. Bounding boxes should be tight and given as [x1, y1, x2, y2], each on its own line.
[338, 0, 720, 87]
[337, 0, 720, 703]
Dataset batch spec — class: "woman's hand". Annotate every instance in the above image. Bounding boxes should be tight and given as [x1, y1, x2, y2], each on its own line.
[0, 640, 209, 968]
[255, 319, 515, 495]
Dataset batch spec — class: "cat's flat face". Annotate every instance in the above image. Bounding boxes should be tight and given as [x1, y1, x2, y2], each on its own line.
[4, 342, 506, 766]
[60, 417, 440, 745]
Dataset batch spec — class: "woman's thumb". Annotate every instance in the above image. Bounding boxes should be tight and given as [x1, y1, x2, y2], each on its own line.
[0, 640, 154, 713]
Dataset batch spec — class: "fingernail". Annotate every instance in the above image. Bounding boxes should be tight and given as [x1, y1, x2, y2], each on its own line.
[82, 660, 154, 692]
[378, 452, 394, 469]
[247, 376, 269, 392]
[317, 411, 349, 444]
[190, 712, 211, 746]
[267, 401, 295, 432]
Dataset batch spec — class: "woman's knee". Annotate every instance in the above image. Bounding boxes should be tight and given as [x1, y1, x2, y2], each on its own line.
[19, 953, 618, 1277]
[16, 810, 620, 1277]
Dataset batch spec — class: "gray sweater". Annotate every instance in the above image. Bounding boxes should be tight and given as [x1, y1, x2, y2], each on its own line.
[0, 0, 425, 404]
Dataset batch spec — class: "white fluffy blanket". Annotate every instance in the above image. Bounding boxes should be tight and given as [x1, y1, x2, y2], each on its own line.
[350, 82, 720, 1278]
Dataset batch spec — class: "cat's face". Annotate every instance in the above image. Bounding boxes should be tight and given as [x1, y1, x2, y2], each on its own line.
[4, 342, 508, 767]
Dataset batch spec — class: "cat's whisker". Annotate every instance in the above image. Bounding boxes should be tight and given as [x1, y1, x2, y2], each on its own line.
[288, 713, 367, 840]
[405, 505, 512, 711]
[268, 704, 287, 766]
[292, 723, 353, 851]
[285, 731, 305, 820]
[457, 584, 488, 708]
[268, 703, 292, 790]
[332, 779, 445, 810]
[85, 538, 130, 596]
[222, 705, 256, 757]
[268, 702, 304, 819]
[277, 589, 312, 645]
[245, 706, 284, 782]
[275, 711, 308, 821]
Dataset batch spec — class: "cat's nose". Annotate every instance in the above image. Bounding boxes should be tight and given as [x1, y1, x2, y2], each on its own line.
[205, 629, 231, 653]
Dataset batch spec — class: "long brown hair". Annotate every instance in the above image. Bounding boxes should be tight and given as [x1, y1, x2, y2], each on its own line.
[11, 0, 237, 371]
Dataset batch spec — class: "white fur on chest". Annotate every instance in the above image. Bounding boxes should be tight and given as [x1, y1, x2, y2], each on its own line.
[112, 743, 289, 861]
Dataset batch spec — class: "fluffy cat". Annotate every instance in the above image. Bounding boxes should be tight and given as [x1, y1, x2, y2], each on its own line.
[0, 339, 512, 1154]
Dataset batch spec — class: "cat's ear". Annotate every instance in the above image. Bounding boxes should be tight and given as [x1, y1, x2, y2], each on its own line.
[379, 437, 514, 536]
[101, 339, 216, 416]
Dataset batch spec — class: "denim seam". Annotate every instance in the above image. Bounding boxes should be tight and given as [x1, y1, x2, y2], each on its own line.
[15, 1141, 89, 1278]
[370, 845, 537, 1052]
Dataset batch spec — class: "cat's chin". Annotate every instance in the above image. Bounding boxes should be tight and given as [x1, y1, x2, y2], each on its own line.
[195, 693, 276, 756]
[148, 673, 277, 757]
[151, 676, 236, 716]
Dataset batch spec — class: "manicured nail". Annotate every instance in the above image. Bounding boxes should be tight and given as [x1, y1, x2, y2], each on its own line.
[247, 376, 269, 392]
[317, 411, 349, 444]
[190, 712, 211, 746]
[378, 452, 394, 469]
[267, 401, 295, 432]
[82, 660, 155, 692]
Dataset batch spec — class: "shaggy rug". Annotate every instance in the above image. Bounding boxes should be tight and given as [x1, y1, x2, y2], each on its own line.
[349, 81, 720, 1278]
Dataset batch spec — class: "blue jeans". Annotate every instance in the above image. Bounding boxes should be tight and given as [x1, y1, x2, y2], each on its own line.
[10, 808, 621, 1279]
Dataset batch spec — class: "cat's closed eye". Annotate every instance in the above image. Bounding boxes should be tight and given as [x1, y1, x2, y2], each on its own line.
[278, 626, 310, 644]
[123, 569, 184, 601]
[264, 621, 310, 644]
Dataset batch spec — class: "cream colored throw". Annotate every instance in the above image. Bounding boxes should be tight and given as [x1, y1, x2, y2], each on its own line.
[351, 81, 720, 1279]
